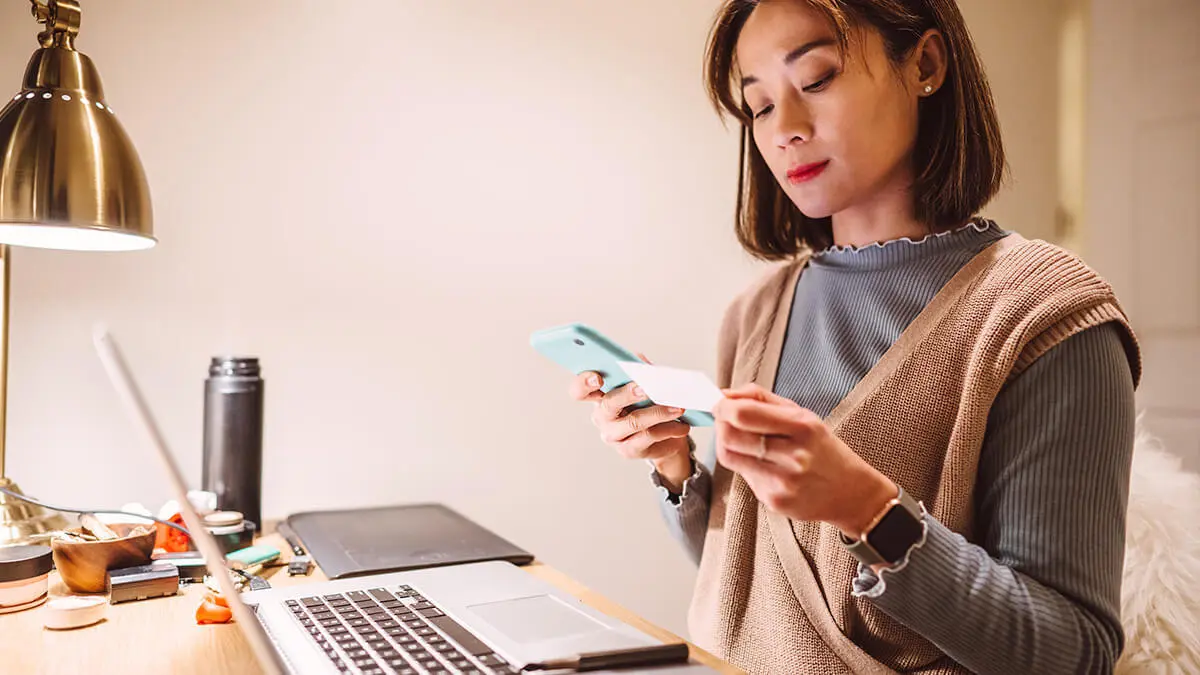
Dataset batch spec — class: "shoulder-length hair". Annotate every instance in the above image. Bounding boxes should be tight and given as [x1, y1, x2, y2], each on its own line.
[705, 0, 1006, 259]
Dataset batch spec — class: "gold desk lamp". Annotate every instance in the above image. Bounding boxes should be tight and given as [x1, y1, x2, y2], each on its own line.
[0, 0, 155, 545]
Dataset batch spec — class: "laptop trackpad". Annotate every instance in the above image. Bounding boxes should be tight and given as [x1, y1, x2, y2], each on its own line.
[467, 595, 609, 644]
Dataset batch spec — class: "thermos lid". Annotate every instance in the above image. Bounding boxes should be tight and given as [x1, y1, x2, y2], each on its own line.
[209, 357, 260, 377]
[0, 544, 53, 583]
[202, 511, 244, 528]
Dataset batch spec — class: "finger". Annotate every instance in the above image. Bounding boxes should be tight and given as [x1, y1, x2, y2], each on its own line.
[718, 424, 809, 471]
[569, 371, 604, 401]
[616, 422, 691, 459]
[714, 397, 816, 438]
[607, 404, 687, 442]
[636, 352, 653, 364]
[721, 383, 794, 406]
[595, 382, 648, 420]
[717, 440, 785, 483]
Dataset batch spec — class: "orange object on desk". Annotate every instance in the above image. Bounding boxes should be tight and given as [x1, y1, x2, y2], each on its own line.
[155, 513, 190, 553]
[196, 592, 233, 624]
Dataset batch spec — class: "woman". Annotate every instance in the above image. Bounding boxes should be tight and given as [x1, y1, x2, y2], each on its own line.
[568, 1, 1140, 673]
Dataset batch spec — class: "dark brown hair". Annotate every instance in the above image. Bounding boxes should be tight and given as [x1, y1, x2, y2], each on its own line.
[704, 0, 1006, 259]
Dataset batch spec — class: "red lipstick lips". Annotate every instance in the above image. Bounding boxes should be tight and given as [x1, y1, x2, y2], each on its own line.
[787, 160, 829, 184]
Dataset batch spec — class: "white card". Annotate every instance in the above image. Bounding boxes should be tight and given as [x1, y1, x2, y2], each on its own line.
[617, 361, 725, 412]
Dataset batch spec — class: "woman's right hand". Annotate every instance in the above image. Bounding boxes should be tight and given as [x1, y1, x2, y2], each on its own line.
[568, 370, 695, 489]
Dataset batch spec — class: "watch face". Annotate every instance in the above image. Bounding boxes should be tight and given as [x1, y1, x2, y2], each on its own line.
[865, 504, 924, 563]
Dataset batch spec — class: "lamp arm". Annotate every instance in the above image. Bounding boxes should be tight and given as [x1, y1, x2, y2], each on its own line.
[30, 0, 80, 50]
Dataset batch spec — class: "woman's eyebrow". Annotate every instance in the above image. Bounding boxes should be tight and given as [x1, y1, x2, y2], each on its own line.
[741, 37, 837, 89]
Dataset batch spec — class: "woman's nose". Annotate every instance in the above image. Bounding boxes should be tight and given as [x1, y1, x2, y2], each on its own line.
[771, 96, 813, 148]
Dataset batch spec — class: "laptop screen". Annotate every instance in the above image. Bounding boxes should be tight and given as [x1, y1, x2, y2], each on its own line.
[92, 326, 287, 675]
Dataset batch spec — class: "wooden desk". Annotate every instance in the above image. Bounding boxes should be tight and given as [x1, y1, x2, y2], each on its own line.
[0, 534, 741, 675]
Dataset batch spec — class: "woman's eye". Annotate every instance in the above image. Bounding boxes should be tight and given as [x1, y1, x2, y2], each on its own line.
[753, 104, 774, 120]
[803, 70, 838, 93]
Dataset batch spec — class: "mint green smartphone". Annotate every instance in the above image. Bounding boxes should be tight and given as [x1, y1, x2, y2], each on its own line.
[530, 322, 714, 427]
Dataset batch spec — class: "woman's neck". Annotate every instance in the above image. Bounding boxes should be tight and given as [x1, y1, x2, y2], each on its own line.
[830, 214, 931, 249]
[829, 168, 933, 249]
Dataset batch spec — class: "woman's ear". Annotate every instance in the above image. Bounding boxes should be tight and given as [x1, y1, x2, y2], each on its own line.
[911, 29, 948, 97]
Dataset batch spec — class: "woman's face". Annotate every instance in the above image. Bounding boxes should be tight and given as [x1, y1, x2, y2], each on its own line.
[736, 1, 924, 221]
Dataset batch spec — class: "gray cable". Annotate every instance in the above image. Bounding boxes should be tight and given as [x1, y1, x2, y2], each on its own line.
[0, 485, 191, 537]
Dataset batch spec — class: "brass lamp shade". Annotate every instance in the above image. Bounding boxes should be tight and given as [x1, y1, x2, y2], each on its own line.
[0, 1, 154, 251]
[0, 1, 153, 545]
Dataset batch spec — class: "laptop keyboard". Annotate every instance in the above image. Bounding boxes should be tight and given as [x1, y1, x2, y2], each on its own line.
[287, 585, 520, 675]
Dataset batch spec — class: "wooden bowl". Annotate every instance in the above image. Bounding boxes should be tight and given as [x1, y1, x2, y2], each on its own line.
[51, 522, 157, 593]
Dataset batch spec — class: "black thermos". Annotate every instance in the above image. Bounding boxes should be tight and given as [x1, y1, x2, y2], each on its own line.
[202, 357, 265, 528]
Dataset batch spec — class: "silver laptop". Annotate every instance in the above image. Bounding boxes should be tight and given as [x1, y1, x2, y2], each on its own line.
[93, 326, 709, 675]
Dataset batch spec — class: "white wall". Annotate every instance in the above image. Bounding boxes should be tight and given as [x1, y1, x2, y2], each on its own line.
[0, 1, 1063, 636]
[1082, 0, 1200, 470]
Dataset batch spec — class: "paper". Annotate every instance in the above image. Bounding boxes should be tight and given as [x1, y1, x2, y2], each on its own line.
[617, 361, 724, 412]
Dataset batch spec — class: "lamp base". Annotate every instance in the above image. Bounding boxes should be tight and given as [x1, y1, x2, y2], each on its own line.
[0, 477, 69, 546]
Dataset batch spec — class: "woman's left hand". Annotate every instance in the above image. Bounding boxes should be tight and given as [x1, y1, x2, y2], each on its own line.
[713, 383, 897, 538]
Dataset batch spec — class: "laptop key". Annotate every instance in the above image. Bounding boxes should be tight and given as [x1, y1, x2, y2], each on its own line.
[346, 591, 371, 602]
[417, 607, 445, 618]
[478, 654, 508, 667]
[301, 596, 324, 607]
[376, 620, 399, 629]
[369, 587, 394, 601]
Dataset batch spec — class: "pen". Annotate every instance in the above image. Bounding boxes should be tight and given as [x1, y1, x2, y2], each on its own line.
[277, 522, 313, 576]
[522, 642, 690, 672]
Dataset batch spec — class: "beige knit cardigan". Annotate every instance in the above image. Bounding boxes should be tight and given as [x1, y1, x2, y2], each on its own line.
[687, 233, 1142, 674]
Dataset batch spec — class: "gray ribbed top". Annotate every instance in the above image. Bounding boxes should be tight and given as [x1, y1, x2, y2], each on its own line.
[774, 220, 1010, 417]
[652, 220, 1136, 674]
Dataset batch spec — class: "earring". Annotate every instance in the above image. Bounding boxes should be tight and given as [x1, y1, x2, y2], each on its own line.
[923, 85, 933, 94]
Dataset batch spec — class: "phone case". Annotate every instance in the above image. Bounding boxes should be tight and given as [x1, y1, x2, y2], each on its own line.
[530, 322, 714, 427]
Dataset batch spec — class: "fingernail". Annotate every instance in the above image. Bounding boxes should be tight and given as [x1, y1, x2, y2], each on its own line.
[588, 375, 600, 387]
[669, 408, 684, 415]
[633, 386, 645, 397]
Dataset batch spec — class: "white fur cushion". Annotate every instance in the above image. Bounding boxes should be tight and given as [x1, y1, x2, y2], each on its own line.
[1116, 417, 1200, 673]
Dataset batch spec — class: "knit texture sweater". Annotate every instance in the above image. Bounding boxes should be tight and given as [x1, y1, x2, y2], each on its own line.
[653, 224, 1141, 673]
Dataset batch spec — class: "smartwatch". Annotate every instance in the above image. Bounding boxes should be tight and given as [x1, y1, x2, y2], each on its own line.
[840, 485, 924, 566]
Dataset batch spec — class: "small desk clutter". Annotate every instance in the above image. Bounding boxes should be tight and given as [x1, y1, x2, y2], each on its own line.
[0, 490, 280, 630]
